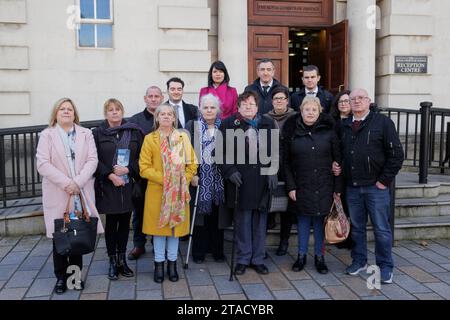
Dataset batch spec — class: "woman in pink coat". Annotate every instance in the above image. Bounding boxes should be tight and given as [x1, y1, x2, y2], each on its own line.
[36, 98, 104, 295]
[199, 60, 238, 120]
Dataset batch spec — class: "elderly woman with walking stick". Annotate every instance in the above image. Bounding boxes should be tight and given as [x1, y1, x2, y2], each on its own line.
[184, 93, 228, 266]
[218, 90, 278, 276]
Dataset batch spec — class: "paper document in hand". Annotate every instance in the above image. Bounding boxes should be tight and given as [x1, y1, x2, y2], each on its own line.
[117, 149, 130, 184]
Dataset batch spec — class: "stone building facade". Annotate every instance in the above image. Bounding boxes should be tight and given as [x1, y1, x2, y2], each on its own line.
[0, 0, 449, 128]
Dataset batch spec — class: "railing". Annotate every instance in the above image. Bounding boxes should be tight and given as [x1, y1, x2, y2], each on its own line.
[0, 120, 102, 208]
[378, 102, 450, 183]
[2, 103, 450, 208]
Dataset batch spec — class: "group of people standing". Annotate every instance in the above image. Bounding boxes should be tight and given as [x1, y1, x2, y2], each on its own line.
[37, 58, 404, 295]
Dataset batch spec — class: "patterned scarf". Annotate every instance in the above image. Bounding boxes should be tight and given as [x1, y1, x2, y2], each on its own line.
[159, 129, 190, 228]
[197, 117, 224, 215]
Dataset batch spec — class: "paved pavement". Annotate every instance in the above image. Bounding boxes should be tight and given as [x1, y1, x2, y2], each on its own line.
[0, 235, 449, 300]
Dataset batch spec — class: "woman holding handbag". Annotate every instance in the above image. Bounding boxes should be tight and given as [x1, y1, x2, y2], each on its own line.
[36, 98, 104, 294]
[282, 96, 343, 274]
[93, 98, 144, 280]
[139, 104, 198, 283]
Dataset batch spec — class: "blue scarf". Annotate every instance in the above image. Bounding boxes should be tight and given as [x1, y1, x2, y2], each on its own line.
[197, 116, 224, 215]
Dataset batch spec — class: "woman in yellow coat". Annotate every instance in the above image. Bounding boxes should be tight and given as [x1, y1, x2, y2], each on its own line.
[139, 103, 198, 283]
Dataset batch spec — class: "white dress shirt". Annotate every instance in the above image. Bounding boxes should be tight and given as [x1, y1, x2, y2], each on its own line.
[169, 100, 186, 128]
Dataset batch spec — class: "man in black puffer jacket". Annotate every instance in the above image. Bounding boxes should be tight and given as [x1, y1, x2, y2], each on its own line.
[339, 88, 404, 285]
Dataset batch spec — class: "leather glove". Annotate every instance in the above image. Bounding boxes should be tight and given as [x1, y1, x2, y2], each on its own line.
[268, 175, 278, 191]
[228, 171, 242, 187]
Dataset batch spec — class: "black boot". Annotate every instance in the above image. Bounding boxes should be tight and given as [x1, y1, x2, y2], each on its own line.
[108, 255, 119, 280]
[292, 254, 307, 272]
[315, 255, 328, 274]
[276, 240, 289, 256]
[154, 261, 164, 283]
[117, 253, 134, 277]
[167, 260, 179, 282]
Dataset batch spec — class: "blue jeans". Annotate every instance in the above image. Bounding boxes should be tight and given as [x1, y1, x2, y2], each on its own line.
[153, 236, 179, 262]
[346, 185, 393, 272]
[297, 214, 325, 256]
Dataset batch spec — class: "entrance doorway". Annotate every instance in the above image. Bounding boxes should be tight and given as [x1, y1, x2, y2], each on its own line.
[288, 28, 326, 93]
[248, 21, 348, 95]
[247, 0, 348, 95]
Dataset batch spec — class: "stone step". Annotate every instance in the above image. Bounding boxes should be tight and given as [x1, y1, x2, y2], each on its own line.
[396, 183, 450, 199]
[396, 172, 450, 199]
[395, 195, 450, 217]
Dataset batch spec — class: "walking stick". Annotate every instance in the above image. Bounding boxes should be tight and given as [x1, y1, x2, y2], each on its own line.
[184, 186, 200, 269]
[229, 184, 239, 281]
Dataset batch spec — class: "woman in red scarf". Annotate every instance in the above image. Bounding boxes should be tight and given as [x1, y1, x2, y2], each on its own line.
[199, 60, 238, 120]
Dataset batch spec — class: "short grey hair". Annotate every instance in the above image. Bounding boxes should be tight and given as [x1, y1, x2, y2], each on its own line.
[199, 93, 221, 117]
[145, 85, 163, 96]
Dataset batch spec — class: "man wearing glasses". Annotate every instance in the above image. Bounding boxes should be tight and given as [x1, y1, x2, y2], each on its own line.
[339, 88, 404, 284]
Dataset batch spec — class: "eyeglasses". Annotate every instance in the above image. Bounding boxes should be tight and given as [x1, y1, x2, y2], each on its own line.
[338, 99, 350, 105]
[350, 96, 369, 102]
[273, 97, 288, 102]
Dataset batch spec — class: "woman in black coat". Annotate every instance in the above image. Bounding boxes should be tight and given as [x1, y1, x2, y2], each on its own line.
[93, 98, 144, 280]
[219, 90, 278, 276]
[283, 96, 343, 274]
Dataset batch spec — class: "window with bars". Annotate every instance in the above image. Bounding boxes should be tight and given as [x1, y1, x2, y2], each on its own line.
[78, 0, 113, 48]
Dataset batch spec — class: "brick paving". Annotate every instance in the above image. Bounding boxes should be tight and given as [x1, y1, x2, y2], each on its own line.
[0, 235, 449, 300]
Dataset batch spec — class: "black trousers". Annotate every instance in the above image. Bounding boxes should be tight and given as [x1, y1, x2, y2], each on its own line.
[52, 241, 82, 281]
[279, 212, 295, 244]
[104, 212, 132, 256]
[132, 196, 147, 248]
[192, 204, 224, 259]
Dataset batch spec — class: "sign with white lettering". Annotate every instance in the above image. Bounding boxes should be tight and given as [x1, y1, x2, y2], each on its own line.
[395, 56, 428, 74]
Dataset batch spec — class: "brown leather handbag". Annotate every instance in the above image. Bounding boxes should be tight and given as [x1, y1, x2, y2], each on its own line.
[324, 196, 350, 244]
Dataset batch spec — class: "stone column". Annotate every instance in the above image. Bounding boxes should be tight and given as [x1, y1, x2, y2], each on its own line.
[347, 0, 376, 98]
[218, 0, 248, 92]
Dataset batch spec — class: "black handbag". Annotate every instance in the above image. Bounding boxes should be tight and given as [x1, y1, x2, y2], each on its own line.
[53, 194, 98, 256]
[268, 182, 289, 213]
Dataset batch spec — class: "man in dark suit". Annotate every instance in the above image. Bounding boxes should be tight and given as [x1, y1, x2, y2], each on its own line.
[244, 58, 289, 115]
[165, 77, 198, 128]
[291, 65, 334, 113]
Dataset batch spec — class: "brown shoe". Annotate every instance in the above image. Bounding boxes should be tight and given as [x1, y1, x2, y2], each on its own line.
[127, 247, 145, 260]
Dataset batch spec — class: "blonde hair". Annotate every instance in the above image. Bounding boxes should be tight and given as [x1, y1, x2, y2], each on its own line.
[154, 103, 178, 130]
[299, 96, 323, 113]
[49, 98, 80, 127]
[103, 98, 125, 116]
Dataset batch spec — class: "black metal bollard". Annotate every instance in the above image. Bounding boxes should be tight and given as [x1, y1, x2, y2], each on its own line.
[419, 102, 432, 184]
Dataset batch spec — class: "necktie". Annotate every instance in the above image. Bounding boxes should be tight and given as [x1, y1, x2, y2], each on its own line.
[352, 120, 362, 133]
[263, 86, 269, 95]
[172, 103, 180, 119]
[307, 91, 315, 96]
